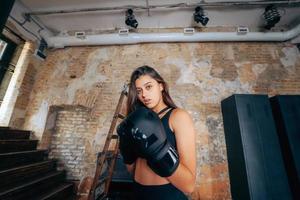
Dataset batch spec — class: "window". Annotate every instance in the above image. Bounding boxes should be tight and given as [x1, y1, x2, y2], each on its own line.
[0, 39, 8, 61]
[0, 35, 17, 103]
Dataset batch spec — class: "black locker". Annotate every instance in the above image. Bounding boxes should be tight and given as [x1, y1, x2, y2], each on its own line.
[270, 95, 300, 200]
[221, 94, 292, 200]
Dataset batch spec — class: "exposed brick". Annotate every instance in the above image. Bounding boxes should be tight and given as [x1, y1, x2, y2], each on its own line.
[9, 41, 299, 200]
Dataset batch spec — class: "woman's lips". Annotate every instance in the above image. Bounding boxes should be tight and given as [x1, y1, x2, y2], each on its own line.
[144, 99, 151, 105]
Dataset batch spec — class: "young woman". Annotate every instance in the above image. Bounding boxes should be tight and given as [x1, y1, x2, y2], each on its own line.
[120, 65, 196, 200]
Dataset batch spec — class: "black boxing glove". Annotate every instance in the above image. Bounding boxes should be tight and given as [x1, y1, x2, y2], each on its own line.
[146, 142, 179, 177]
[117, 121, 138, 165]
[120, 106, 179, 177]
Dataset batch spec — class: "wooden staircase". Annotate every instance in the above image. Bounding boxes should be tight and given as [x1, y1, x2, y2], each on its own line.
[0, 127, 75, 200]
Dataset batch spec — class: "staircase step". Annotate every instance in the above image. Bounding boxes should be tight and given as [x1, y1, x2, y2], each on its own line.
[36, 182, 75, 200]
[0, 150, 48, 170]
[0, 140, 38, 153]
[0, 127, 74, 199]
[0, 130, 31, 140]
[0, 170, 66, 200]
[0, 127, 10, 130]
[0, 160, 57, 190]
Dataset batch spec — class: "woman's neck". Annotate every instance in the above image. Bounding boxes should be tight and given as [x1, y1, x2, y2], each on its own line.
[152, 102, 168, 114]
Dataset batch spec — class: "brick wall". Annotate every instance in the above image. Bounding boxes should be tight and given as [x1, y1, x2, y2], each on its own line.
[48, 106, 91, 180]
[16, 42, 300, 200]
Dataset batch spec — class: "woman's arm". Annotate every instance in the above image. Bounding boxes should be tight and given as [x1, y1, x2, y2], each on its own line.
[167, 108, 196, 194]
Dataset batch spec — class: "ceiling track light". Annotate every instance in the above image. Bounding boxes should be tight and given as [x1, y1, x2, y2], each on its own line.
[194, 6, 209, 26]
[34, 38, 47, 60]
[263, 5, 281, 30]
[125, 9, 138, 29]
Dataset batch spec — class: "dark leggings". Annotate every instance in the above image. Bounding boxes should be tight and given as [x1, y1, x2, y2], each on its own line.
[133, 181, 188, 200]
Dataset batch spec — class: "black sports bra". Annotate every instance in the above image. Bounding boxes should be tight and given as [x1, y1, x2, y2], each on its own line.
[160, 108, 177, 149]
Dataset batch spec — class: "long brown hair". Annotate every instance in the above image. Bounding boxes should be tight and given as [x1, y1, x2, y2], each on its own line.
[127, 65, 177, 114]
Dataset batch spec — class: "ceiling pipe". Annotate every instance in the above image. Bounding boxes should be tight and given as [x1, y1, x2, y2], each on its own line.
[45, 23, 300, 48]
[10, 0, 300, 48]
[27, 1, 300, 16]
[8, 0, 53, 42]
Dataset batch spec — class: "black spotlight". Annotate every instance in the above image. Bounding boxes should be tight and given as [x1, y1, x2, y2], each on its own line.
[34, 38, 47, 60]
[194, 6, 209, 26]
[125, 9, 138, 28]
[263, 5, 281, 30]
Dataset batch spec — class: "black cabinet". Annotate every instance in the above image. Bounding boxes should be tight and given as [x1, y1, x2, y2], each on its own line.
[221, 94, 292, 200]
[270, 95, 300, 200]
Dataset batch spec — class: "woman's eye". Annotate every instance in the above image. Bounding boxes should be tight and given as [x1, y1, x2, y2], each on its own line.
[146, 85, 152, 90]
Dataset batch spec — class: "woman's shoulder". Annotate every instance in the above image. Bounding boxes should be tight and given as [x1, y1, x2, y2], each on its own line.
[169, 108, 195, 136]
[171, 107, 190, 117]
[170, 108, 193, 127]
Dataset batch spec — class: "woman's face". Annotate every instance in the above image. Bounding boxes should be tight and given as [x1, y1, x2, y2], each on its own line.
[135, 75, 164, 109]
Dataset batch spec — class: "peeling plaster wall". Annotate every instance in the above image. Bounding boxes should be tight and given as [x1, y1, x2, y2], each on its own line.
[19, 42, 300, 200]
[8, 44, 43, 128]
